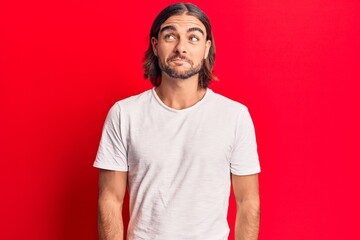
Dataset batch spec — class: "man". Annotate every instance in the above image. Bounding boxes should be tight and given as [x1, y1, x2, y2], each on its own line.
[94, 2, 261, 240]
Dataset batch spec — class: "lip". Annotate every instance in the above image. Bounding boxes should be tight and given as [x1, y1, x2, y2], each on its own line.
[172, 58, 187, 62]
[170, 58, 189, 63]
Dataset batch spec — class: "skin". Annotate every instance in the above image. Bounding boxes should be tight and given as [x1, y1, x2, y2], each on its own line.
[232, 173, 260, 240]
[151, 13, 211, 110]
[97, 170, 127, 240]
[97, 13, 260, 240]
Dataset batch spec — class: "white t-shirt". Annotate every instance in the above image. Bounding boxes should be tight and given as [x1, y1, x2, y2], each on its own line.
[94, 87, 261, 240]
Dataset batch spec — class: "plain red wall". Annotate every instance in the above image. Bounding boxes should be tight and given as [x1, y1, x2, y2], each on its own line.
[1, 0, 359, 239]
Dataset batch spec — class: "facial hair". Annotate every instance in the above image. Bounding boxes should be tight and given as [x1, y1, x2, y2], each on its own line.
[158, 55, 203, 80]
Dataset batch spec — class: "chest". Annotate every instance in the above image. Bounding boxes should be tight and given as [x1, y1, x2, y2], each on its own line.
[126, 110, 235, 172]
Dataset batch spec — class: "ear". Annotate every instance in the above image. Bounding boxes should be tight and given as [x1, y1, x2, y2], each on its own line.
[204, 40, 211, 59]
[151, 37, 158, 56]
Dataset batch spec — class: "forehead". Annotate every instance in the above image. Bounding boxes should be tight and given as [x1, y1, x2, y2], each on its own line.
[160, 14, 206, 33]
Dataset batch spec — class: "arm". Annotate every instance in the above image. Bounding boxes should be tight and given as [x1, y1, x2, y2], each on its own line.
[97, 169, 128, 240]
[231, 173, 260, 240]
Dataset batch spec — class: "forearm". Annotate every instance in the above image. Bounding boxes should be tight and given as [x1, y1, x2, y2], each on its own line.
[234, 200, 260, 240]
[98, 198, 124, 240]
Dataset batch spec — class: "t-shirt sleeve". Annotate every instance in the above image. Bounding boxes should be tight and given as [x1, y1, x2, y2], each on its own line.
[229, 106, 261, 175]
[93, 103, 129, 171]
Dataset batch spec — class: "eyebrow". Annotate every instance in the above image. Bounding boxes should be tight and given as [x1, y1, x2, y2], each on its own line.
[159, 25, 177, 33]
[159, 25, 205, 36]
[188, 27, 204, 36]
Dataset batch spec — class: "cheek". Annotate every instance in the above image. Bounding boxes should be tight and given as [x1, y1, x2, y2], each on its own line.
[192, 47, 207, 60]
[157, 45, 172, 59]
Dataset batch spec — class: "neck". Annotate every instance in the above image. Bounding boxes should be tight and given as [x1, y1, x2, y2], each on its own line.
[155, 74, 207, 110]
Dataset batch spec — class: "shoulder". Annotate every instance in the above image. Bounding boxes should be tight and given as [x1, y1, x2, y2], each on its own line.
[115, 88, 152, 106]
[103, 89, 153, 121]
[110, 88, 153, 112]
[208, 89, 249, 114]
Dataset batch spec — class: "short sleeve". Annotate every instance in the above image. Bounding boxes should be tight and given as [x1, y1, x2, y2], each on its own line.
[230, 107, 261, 175]
[93, 103, 129, 171]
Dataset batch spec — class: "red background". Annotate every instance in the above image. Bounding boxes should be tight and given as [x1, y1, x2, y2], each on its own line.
[1, 0, 359, 239]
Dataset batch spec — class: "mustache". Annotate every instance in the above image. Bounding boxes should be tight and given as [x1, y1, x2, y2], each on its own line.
[167, 55, 193, 65]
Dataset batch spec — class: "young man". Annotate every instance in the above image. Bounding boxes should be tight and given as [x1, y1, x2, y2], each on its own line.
[94, 3, 261, 240]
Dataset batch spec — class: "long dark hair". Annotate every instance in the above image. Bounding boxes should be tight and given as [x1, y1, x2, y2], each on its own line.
[143, 2, 216, 88]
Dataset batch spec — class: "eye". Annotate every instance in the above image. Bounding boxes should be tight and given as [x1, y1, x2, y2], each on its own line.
[164, 34, 175, 40]
[190, 35, 200, 42]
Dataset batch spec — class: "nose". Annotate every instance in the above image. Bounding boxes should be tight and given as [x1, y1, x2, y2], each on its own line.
[174, 37, 187, 54]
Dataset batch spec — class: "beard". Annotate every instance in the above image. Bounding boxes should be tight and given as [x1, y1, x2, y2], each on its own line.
[158, 56, 203, 80]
